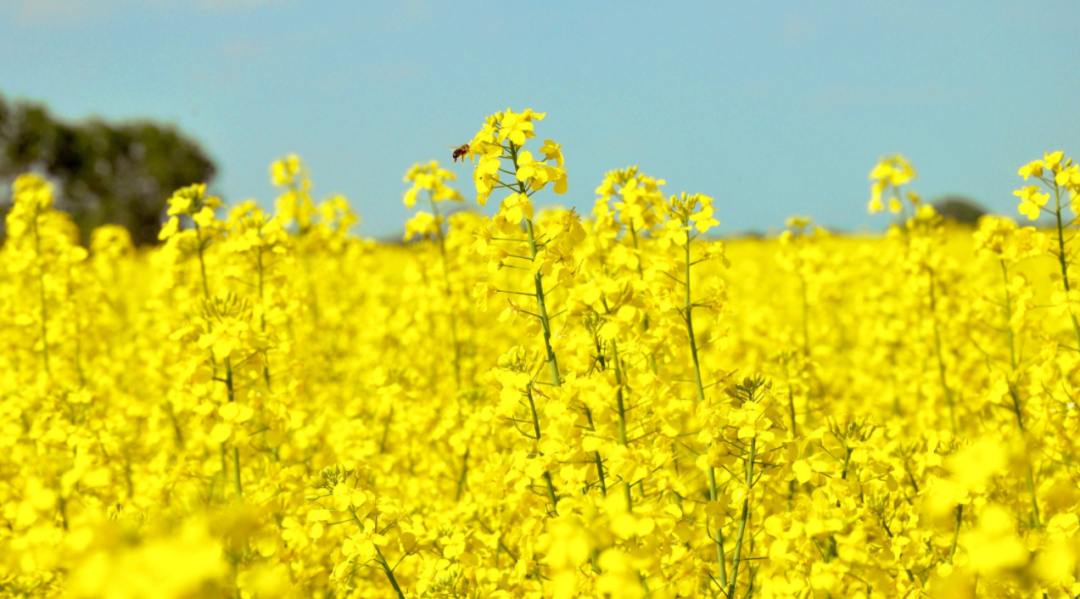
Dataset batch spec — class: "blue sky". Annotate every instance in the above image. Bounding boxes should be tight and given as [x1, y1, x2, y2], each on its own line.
[2, 0, 1079, 238]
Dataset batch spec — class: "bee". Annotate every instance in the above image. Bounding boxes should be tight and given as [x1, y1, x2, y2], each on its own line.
[451, 143, 470, 163]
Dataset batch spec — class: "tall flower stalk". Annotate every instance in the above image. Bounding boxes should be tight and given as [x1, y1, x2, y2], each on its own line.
[1015, 151, 1080, 348]
[403, 161, 466, 389]
[466, 109, 577, 516]
[161, 184, 245, 504]
[658, 191, 727, 587]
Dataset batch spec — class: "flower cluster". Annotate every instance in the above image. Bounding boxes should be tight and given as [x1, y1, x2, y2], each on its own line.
[1, 118, 1079, 599]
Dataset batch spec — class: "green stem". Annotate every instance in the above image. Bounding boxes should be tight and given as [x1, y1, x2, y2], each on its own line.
[682, 230, 728, 588]
[928, 271, 956, 434]
[225, 358, 243, 504]
[1001, 261, 1041, 528]
[1001, 260, 1017, 372]
[708, 466, 729, 589]
[379, 406, 393, 454]
[726, 438, 757, 599]
[194, 222, 210, 299]
[509, 143, 561, 388]
[787, 383, 797, 439]
[501, 142, 562, 514]
[581, 406, 608, 497]
[455, 448, 469, 502]
[165, 402, 185, 448]
[684, 231, 705, 402]
[374, 546, 405, 599]
[217, 444, 227, 502]
[525, 386, 559, 514]
[612, 340, 632, 509]
[528, 218, 561, 386]
[543, 472, 559, 515]
[231, 559, 241, 599]
[594, 451, 607, 497]
[1052, 185, 1080, 348]
[429, 195, 462, 389]
[1006, 379, 1042, 530]
[629, 226, 658, 374]
[349, 509, 405, 599]
[947, 504, 962, 564]
[196, 220, 223, 503]
[257, 245, 271, 390]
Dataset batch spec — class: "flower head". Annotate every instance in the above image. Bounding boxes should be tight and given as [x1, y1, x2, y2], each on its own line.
[1013, 185, 1049, 221]
[403, 161, 463, 208]
[868, 154, 917, 214]
[468, 109, 566, 207]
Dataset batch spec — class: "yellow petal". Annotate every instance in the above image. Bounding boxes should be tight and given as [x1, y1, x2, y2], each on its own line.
[209, 422, 232, 444]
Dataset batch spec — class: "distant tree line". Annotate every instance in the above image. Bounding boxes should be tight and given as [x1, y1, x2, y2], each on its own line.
[932, 195, 987, 225]
[0, 92, 217, 246]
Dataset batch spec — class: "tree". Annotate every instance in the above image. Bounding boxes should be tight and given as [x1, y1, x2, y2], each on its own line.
[0, 92, 217, 246]
[931, 195, 987, 225]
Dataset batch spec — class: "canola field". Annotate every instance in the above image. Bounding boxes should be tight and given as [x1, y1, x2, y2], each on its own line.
[2, 109, 1080, 598]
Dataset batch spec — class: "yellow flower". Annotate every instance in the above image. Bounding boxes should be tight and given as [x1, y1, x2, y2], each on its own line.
[12, 173, 54, 211]
[1018, 159, 1044, 180]
[403, 212, 439, 241]
[158, 216, 180, 240]
[868, 154, 916, 214]
[497, 108, 545, 146]
[270, 153, 302, 186]
[539, 140, 564, 167]
[1014, 185, 1049, 220]
[499, 193, 534, 225]
[403, 161, 463, 207]
[785, 215, 812, 229]
[965, 504, 1029, 574]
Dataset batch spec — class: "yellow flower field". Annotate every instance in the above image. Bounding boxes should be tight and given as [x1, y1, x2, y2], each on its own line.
[2, 109, 1079, 598]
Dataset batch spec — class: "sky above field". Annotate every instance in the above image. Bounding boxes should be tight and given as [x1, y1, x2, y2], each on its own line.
[2, 0, 1079, 238]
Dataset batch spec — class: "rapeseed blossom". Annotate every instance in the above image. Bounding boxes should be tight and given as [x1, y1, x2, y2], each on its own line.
[0, 115, 1078, 599]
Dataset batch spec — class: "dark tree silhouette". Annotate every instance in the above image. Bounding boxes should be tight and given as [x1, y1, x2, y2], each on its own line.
[931, 195, 988, 225]
[0, 92, 218, 246]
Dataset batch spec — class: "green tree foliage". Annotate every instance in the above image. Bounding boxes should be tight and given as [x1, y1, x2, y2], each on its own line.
[931, 195, 988, 225]
[0, 92, 217, 246]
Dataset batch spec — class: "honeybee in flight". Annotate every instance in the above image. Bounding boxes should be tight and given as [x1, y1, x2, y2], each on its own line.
[451, 143, 470, 163]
